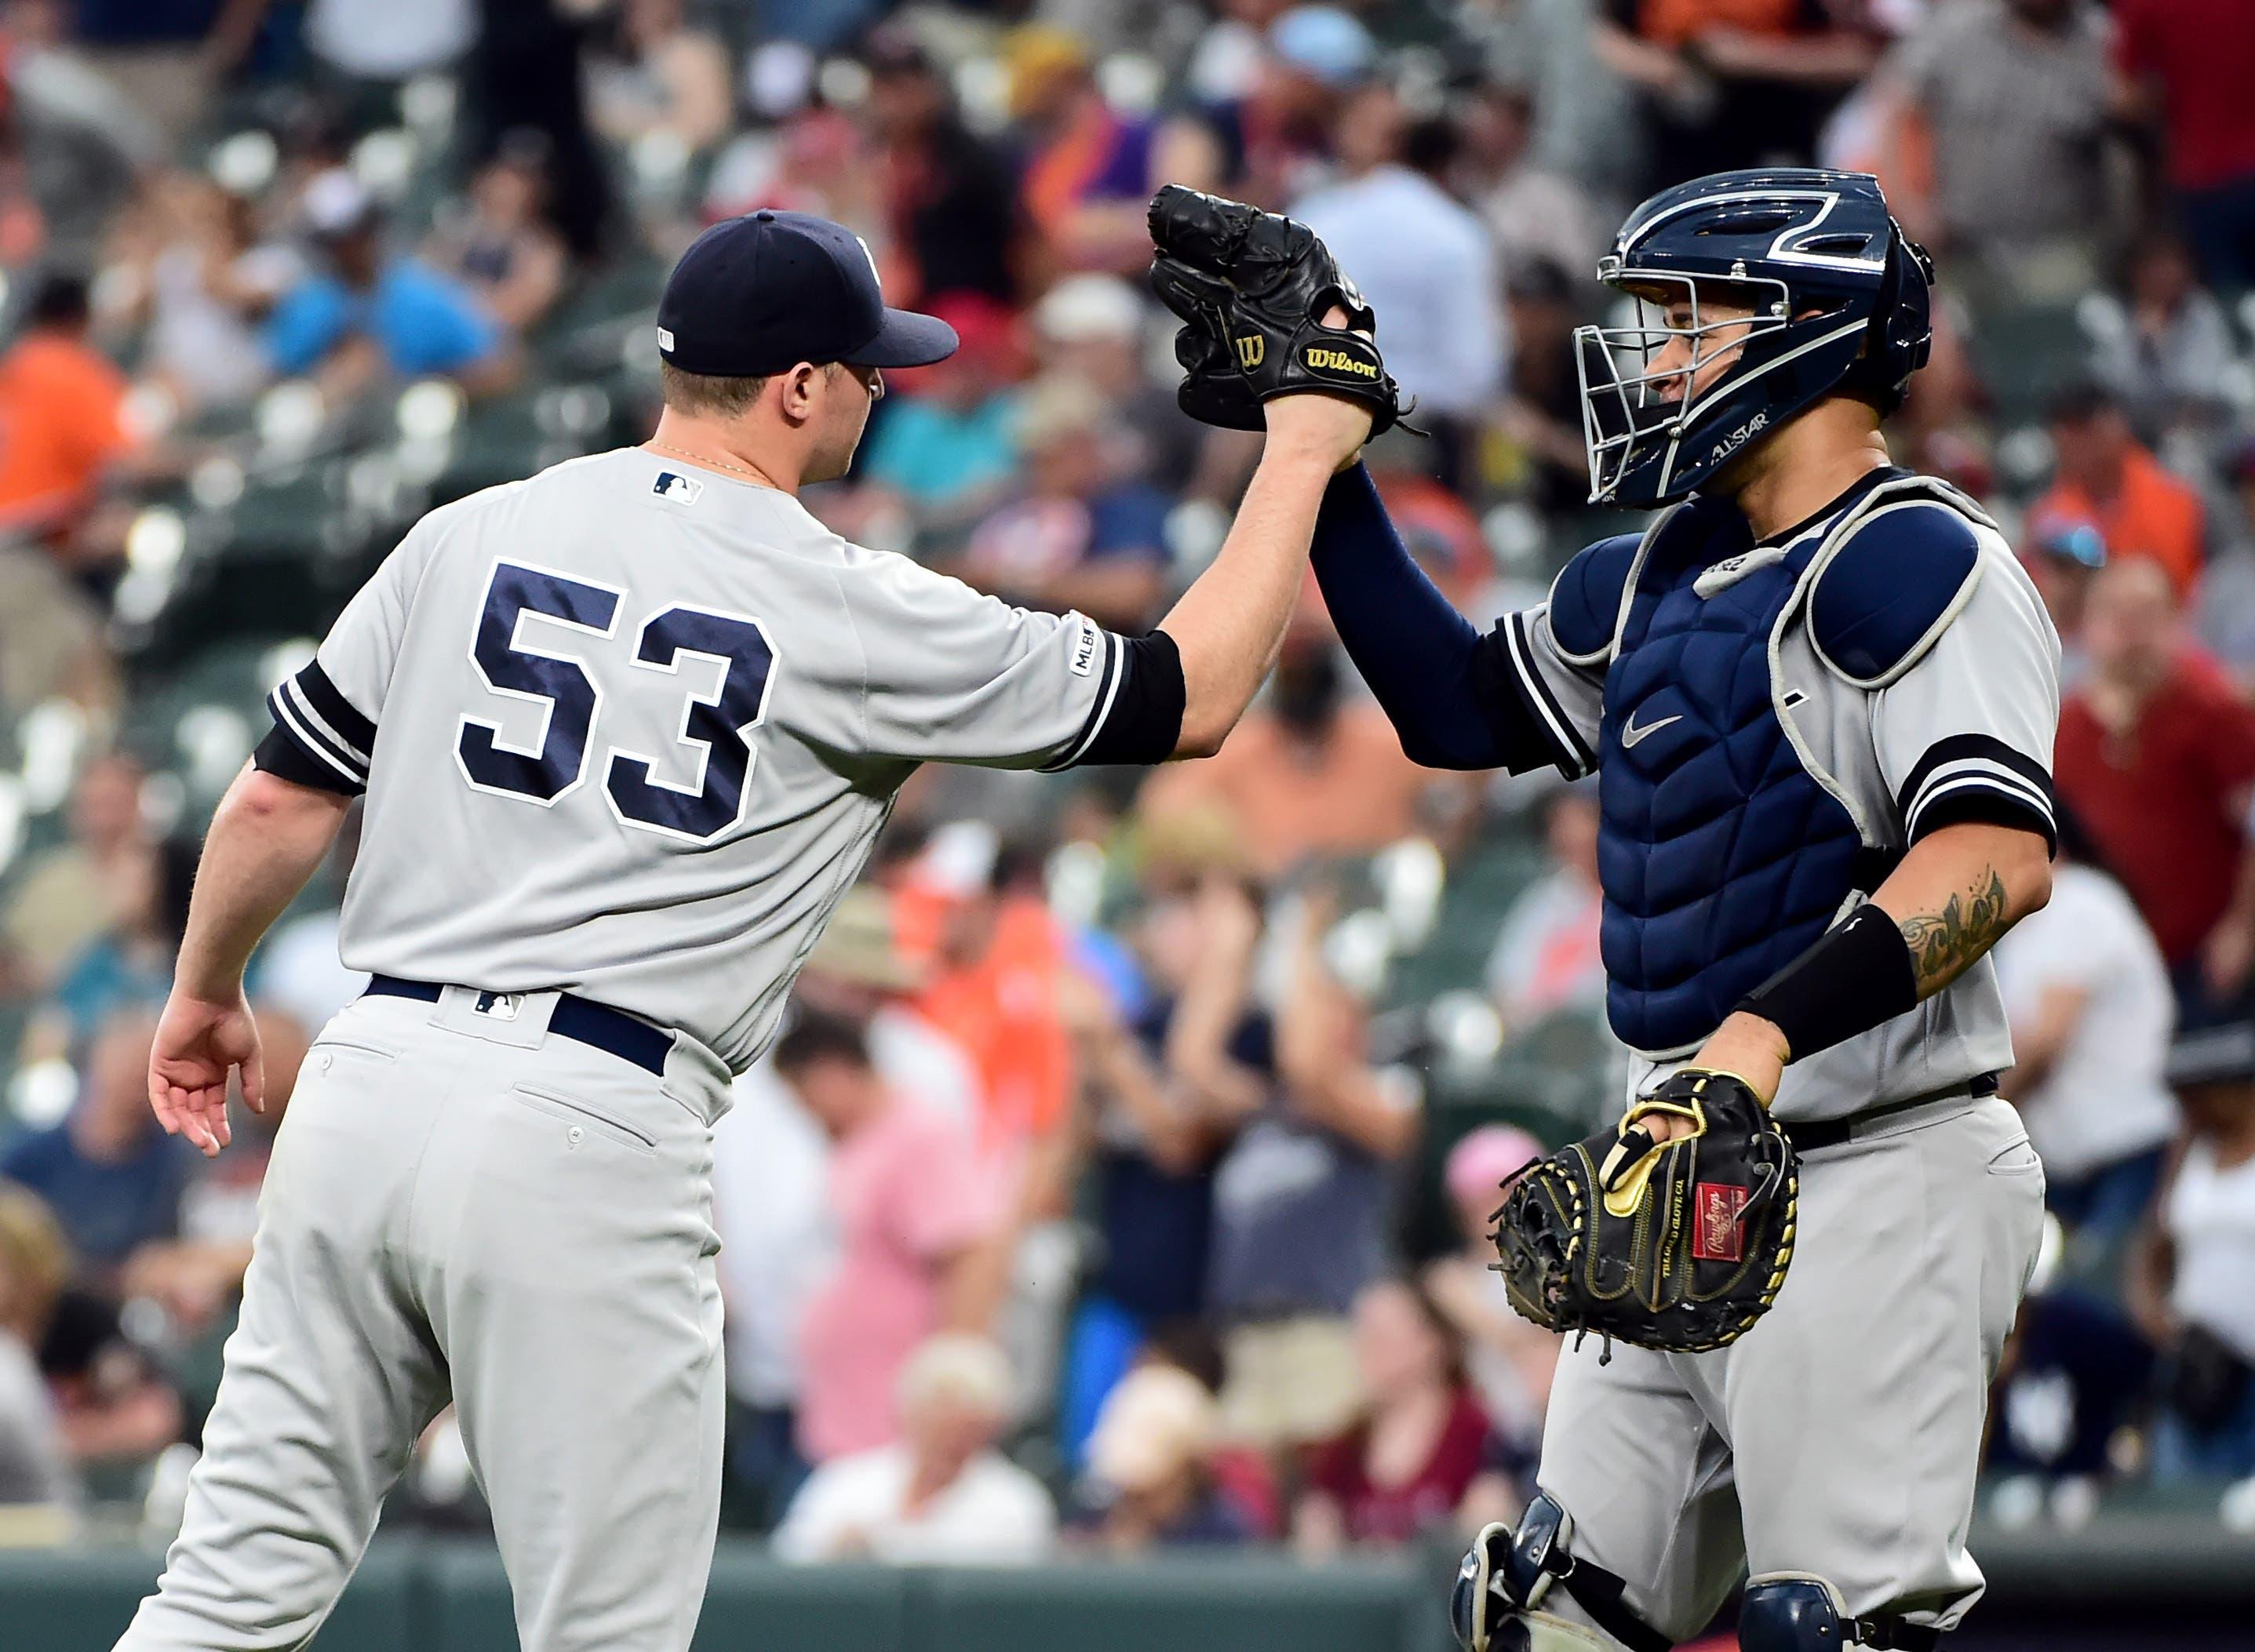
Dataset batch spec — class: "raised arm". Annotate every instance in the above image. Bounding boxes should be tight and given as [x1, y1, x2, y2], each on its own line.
[845, 388, 1371, 776]
[1306, 464, 1497, 769]
[1157, 391, 1373, 755]
[1309, 464, 1605, 775]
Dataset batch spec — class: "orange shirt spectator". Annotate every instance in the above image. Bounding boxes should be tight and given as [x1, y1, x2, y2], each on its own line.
[2036, 386, 2206, 599]
[915, 893, 1075, 1161]
[1139, 646, 1432, 879]
[1634, 0, 1801, 49]
[0, 275, 132, 542]
[894, 869, 1075, 1168]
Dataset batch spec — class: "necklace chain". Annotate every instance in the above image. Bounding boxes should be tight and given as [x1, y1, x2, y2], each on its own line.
[644, 442, 779, 489]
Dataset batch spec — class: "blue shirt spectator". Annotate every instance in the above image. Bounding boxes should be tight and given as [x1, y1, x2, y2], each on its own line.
[1, 1010, 189, 1276]
[858, 391, 1019, 511]
[953, 375, 1172, 628]
[266, 260, 501, 380]
[268, 169, 505, 388]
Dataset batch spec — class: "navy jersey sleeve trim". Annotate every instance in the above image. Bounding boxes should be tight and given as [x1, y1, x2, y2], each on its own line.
[1055, 628, 1183, 768]
[1470, 612, 1594, 777]
[289, 660, 377, 762]
[253, 722, 365, 795]
[264, 678, 370, 791]
[267, 660, 373, 790]
[1896, 733, 2056, 853]
[1043, 625, 1128, 770]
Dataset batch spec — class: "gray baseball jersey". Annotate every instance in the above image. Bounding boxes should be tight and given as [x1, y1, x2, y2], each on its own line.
[1461, 475, 2058, 1643]
[258, 448, 1135, 1072]
[1495, 476, 2061, 1120]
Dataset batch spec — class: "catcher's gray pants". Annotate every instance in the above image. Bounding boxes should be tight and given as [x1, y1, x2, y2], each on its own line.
[1533, 1093, 2045, 1644]
[115, 988, 732, 1652]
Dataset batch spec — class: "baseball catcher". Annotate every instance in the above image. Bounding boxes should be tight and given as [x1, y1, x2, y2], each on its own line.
[1162, 172, 2056, 1652]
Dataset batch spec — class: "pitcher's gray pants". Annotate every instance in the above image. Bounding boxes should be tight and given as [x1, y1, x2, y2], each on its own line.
[115, 987, 732, 1652]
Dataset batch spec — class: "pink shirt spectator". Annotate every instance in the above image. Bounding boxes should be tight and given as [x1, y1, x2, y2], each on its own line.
[795, 1100, 997, 1461]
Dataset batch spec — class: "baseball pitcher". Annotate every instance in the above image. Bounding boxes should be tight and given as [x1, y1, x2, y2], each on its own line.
[115, 203, 1396, 1650]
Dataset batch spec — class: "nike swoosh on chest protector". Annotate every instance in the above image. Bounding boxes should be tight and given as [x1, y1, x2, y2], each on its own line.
[1620, 712, 1681, 748]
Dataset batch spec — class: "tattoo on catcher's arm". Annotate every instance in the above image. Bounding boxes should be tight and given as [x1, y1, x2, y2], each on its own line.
[1899, 867, 2011, 996]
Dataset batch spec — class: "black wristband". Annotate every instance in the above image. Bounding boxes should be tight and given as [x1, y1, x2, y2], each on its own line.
[1734, 902, 1918, 1061]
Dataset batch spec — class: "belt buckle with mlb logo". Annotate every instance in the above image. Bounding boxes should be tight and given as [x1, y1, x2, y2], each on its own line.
[473, 991, 523, 1022]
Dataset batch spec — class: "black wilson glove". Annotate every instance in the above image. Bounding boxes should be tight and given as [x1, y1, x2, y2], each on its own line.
[1146, 182, 1415, 436]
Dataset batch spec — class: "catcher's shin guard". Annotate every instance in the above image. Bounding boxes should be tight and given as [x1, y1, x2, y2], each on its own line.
[1452, 1497, 1669, 1652]
[1740, 1576, 1941, 1652]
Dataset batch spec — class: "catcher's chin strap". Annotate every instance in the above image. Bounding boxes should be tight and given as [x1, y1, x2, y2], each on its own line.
[1494, 1496, 1671, 1652]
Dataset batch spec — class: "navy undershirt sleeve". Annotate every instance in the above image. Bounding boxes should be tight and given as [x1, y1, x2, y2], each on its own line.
[1308, 465, 1559, 773]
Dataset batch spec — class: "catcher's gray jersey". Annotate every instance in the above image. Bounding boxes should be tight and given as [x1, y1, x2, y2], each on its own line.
[259, 448, 1131, 1072]
[1497, 476, 2062, 1122]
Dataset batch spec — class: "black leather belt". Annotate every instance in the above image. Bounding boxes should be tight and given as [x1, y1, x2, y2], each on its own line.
[1785, 1072, 1998, 1154]
[363, 975, 672, 1077]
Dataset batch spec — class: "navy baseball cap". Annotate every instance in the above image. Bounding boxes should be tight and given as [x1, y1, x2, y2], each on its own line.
[656, 209, 959, 377]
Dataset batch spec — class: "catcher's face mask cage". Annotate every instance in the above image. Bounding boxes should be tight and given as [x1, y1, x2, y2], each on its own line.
[1574, 267, 1801, 508]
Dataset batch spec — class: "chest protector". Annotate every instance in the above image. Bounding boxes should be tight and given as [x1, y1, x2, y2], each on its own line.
[1568, 478, 1985, 1056]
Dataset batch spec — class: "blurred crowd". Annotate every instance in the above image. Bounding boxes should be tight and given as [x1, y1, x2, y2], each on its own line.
[0, 0, 2249, 1584]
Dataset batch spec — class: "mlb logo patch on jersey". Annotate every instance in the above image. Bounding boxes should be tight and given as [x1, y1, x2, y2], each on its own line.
[653, 471, 704, 506]
[1068, 615, 1101, 677]
[1692, 1182, 1747, 1262]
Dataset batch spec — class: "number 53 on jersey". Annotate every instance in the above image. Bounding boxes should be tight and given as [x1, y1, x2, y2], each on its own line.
[456, 561, 778, 843]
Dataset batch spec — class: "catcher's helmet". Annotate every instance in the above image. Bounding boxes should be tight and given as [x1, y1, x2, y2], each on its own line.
[1576, 169, 1935, 508]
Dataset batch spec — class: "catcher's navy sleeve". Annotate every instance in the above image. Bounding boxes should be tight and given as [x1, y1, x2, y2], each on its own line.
[1309, 465, 1591, 775]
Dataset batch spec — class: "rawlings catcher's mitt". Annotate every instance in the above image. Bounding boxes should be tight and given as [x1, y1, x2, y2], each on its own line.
[1492, 1069, 1797, 1357]
[1146, 183, 1415, 436]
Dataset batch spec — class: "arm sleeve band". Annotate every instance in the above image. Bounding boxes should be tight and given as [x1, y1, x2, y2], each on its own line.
[253, 722, 365, 795]
[1733, 901, 1921, 1061]
[1307, 464, 1550, 772]
[1073, 628, 1186, 766]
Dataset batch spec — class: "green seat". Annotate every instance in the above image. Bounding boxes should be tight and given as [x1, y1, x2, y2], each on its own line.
[1966, 301, 2090, 428]
[1386, 835, 1548, 1011]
